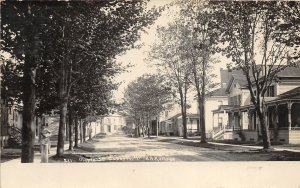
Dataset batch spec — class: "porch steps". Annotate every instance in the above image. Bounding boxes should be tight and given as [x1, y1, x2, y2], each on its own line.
[212, 128, 225, 140]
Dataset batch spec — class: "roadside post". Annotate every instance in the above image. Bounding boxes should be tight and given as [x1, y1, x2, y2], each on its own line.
[41, 124, 52, 163]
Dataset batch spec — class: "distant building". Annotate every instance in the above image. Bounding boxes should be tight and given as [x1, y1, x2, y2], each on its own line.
[159, 102, 200, 136]
[98, 113, 125, 135]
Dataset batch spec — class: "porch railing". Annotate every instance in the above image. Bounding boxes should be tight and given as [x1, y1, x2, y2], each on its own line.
[277, 127, 300, 130]
[212, 126, 227, 139]
[212, 129, 224, 139]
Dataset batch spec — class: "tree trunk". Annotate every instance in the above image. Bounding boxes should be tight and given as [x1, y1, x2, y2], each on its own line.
[65, 115, 69, 141]
[56, 101, 67, 157]
[182, 109, 187, 139]
[83, 121, 86, 142]
[156, 115, 159, 137]
[257, 107, 271, 149]
[74, 117, 79, 148]
[79, 119, 83, 143]
[137, 125, 140, 137]
[199, 100, 206, 143]
[147, 112, 150, 138]
[21, 60, 36, 163]
[141, 125, 145, 137]
[56, 61, 68, 157]
[179, 89, 187, 139]
[68, 109, 74, 151]
[197, 95, 202, 135]
[89, 122, 92, 140]
[200, 92, 207, 143]
[200, 51, 207, 143]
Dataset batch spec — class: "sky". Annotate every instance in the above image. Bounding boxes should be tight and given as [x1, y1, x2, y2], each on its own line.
[112, 0, 173, 102]
[113, 0, 229, 102]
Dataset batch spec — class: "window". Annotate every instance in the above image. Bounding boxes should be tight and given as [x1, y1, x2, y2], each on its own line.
[218, 100, 223, 106]
[218, 117, 223, 127]
[165, 111, 168, 118]
[266, 86, 275, 97]
[114, 125, 117, 130]
[229, 95, 241, 105]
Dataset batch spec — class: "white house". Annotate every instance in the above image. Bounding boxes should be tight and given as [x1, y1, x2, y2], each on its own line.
[98, 113, 125, 135]
[207, 68, 243, 138]
[206, 87, 228, 138]
[211, 65, 300, 144]
[159, 100, 200, 136]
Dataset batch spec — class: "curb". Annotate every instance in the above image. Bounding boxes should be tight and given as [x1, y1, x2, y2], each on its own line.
[155, 136, 300, 153]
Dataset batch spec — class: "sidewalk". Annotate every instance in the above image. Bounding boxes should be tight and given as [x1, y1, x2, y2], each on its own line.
[1, 143, 69, 164]
[154, 136, 300, 153]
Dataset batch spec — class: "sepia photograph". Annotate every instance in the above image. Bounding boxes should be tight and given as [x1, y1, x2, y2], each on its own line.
[1, 0, 300, 187]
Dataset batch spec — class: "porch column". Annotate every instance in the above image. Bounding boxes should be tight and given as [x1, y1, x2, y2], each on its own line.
[275, 105, 278, 130]
[224, 110, 227, 128]
[232, 112, 235, 131]
[265, 108, 268, 129]
[274, 105, 279, 142]
[247, 110, 251, 130]
[217, 112, 220, 128]
[239, 111, 242, 129]
[288, 102, 292, 130]
[212, 113, 215, 128]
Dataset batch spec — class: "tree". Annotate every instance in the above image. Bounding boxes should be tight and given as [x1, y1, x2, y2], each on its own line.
[68, 63, 120, 149]
[31, 1, 161, 157]
[272, 1, 300, 58]
[123, 74, 172, 138]
[148, 19, 194, 139]
[1, 2, 53, 162]
[212, 1, 299, 149]
[173, 0, 220, 143]
[1, 1, 163, 161]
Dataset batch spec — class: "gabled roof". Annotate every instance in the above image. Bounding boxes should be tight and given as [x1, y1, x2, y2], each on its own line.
[208, 87, 227, 97]
[225, 73, 248, 93]
[277, 65, 300, 77]
[231, 74, 248, 86]
[223, 63, 300, 95]
[164, 112, 200, 121]
[278, 86, 300, 99]
[212, 105, 239, 113]
[220, 68, 243, 85]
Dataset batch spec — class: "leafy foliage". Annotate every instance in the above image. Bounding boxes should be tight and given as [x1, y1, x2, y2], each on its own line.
[123, 74, 172, 136]
[210, 1, 300, 149]
[1, 1, 163, 159]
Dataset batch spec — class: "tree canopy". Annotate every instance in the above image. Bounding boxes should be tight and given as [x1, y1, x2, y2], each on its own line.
[123, 74, 172, 137]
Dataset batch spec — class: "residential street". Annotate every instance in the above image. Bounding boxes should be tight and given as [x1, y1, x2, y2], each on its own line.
[3, 132, 300, 164]
[43, 133, 300, 162]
